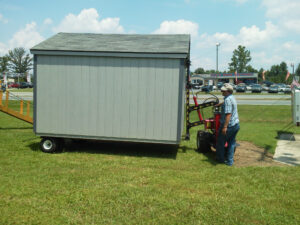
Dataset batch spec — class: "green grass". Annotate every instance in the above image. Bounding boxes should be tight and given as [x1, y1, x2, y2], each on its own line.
[238, 105, 300, 153]
[1, 100, 33, 118]
[191, 105, 300, 154]
[8, 88, 33, 92]
[0, 105, 299, 224]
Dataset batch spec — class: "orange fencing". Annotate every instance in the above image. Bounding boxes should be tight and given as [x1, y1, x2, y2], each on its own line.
[0, 91, 33, 124]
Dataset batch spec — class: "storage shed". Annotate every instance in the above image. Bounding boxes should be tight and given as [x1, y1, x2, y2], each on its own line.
[30, 33, 190, 148]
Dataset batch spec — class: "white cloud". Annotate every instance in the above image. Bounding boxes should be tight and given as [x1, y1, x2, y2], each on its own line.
[262, 0, 300, 34]
[43, 18, 53, 25]
[262, 0, 300, 19]
[152, 19, 286, 70]
[53, 8, 124, 33]
[0, 42, 8, 55]
[283, 19, 300, 34]
[0, 22, 44, 55]
[9, 22, 44, 50]
[283, 41, 300, 52]
[238, 21, 280, 46]
[0, 13, 8, 24]
[195, 21, 279, 54]
[153, 19, 199, 37]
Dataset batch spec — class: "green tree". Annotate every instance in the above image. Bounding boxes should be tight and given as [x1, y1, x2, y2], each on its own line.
[267, 62, 288, 83]
[245, 65, 257, 73]
[8, 47, 32, 74]
[194, 67, 205, 74]
[0, 55, 10, 73]
[205, 69, 216, 74]
[228, 45, 252, 73]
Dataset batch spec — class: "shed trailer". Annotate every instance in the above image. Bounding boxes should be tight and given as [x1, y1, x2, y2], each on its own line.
[30, 33, 190, 152]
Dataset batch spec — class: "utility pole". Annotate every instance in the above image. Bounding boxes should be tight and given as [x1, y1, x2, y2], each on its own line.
[216, 43, 220, 73]
[291, 63, 295, 75]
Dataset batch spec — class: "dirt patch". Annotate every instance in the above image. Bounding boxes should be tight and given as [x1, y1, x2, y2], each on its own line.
[233, 141, 284, 167]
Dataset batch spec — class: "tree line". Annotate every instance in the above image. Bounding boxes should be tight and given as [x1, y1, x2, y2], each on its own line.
[193, 45, 300, 84]
[0, 47, 33, 76]
[1, 45, 299, 85]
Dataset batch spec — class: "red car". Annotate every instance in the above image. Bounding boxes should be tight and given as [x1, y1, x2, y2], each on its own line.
[8, 82, 20, 88]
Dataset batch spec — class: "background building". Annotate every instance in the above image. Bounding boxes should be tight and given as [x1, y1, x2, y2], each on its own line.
[193, 73, 258, 85]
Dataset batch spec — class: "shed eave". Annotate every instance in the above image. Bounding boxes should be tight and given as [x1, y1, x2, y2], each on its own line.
[30, 50, 188, 59]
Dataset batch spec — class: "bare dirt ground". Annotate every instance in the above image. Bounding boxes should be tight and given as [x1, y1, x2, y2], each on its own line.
[232, 141, 285, 167]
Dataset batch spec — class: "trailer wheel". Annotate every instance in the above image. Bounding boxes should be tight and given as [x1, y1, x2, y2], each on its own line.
[196, 131, 210, 153]
[40, 137, 63, 153]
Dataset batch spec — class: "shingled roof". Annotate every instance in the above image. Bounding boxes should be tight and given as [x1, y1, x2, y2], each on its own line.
[31, 33, 190, 54]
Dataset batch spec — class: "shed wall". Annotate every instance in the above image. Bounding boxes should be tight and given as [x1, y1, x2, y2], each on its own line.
[35, 55, 185, 144]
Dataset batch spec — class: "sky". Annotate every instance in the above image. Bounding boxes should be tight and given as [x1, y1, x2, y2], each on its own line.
[0, 0, 300, 72]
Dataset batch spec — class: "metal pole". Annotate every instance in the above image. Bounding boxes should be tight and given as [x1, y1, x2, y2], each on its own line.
[216, 45, 218, 73]
[185, 57, 191, 141]
[216, 43, 220, 73]
[291, 63, 295, 82]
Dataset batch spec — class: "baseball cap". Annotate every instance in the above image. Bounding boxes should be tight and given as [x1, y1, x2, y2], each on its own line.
[221, 83, 233, 92]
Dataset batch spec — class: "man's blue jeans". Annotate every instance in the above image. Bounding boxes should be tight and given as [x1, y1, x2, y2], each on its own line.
[216, 123, 240, 166]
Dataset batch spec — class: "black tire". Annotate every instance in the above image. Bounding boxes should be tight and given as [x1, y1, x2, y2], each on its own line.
[40, 137, 63, 153]
[196, 131, 211, 153]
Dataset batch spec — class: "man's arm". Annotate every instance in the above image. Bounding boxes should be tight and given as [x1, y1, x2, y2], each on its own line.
[215, 102, 223, 107]
[222, 113, 232, 135]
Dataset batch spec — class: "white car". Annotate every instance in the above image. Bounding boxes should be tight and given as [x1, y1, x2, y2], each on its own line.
[262, 85, 269, 91]
[246, 85, 252, 91]
[277, 84, 286, 92]
[284, 85, 291, 93]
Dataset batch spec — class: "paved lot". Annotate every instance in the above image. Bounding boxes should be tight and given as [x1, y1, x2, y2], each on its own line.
[2, 91, 293, 105]
[191, 94, 291, 105]
[273, 134, 300, 166]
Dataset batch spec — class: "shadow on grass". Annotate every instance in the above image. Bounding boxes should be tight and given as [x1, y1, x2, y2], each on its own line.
[177, 145, 194, 153]
[0, 126, 32, 130]
[27, 142, 40, 151]
[276, 130, 295, 141]
[260, 144, 273, 160]
[62, 140, 179, 159]
[202, 150, 218, 165]
[264, 144, 272, 151]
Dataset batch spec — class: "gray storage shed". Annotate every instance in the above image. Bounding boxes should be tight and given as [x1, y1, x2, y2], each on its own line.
[30, 33, 190, 148]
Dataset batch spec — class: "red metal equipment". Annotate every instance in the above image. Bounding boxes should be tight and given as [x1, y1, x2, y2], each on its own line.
[187, 87, 228, 152]
[185, 59, 226, 152]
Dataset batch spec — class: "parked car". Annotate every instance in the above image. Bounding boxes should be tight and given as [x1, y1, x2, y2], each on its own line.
[251, 84, 262, 93]
[217, 82, 224, 89]
[191, 83, 201, 89]
[261, 84, 269, 91]
[277, 83, 286, 92]
[284, 85, 291, 93]
[246, 84, 252, 91]
[262, 80, 274, 87]
[201, 85, 213, 92]
[229, 83, 236, 90]
[236, 83, 247, 92]
[8, 82, 20, 88]
[19, 82, 32, 88]
[268, 85, 279, 93]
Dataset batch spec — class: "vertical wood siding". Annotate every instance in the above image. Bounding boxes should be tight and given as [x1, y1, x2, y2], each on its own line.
[36, 55, 184, 143]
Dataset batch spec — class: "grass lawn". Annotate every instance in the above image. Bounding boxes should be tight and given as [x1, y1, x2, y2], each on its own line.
[0, 105, 299, 224]
[193, 105, 300, 154]
[8, 88, 33, 93]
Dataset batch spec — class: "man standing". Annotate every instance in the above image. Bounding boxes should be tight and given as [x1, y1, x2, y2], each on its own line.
[216, 83, 240, 166]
